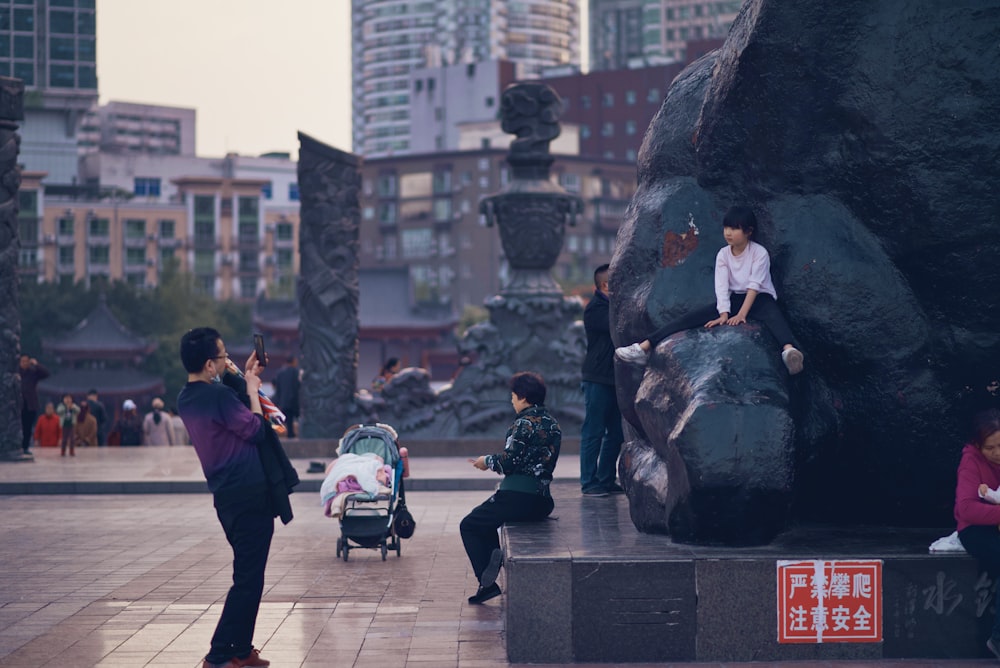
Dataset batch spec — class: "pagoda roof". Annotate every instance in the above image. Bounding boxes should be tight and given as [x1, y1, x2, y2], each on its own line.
[44, 296, 155, 355]
[38, 368, 165, 398]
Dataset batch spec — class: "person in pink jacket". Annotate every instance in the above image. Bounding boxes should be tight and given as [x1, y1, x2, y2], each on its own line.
[954, 408, 1000, 659]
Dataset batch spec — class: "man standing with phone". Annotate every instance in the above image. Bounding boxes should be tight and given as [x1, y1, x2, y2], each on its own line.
[178, 327, 272, 668]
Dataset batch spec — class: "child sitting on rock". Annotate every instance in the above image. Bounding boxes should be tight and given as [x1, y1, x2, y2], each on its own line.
[615, 205, 804, 375]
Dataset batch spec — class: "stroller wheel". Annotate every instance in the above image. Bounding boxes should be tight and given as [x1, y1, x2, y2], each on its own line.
[381, 542, 388, 560]
[342, 542, 349, 562]
[396, 539, 401, 557]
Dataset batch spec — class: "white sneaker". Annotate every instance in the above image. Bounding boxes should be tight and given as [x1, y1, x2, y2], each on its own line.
[615, 343, 649, 365]
[781, 347, 804, 375]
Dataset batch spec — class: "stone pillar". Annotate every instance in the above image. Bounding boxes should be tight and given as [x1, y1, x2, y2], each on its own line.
[295, 132, 361, 439]
[0, 77, 24, 461]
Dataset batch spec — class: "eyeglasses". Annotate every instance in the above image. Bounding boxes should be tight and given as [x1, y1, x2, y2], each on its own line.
[212, 354, 230, 362]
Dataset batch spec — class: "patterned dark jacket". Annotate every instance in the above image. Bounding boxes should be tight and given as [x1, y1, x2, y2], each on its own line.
[485, 405, 561, 488]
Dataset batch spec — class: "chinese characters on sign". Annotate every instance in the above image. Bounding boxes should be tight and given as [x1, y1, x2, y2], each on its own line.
[777, 560, 882, 643]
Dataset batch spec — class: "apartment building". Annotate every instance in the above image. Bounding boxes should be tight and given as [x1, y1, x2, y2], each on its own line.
[357, 147, 636, 309]
[1, 0, 99, 185]
[589, 0, 740, 70]
[78, 101, 196, 157]
[352, 0, 580, 157]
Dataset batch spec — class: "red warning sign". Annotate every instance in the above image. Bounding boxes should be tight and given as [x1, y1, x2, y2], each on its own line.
[777, 560, 882, 643]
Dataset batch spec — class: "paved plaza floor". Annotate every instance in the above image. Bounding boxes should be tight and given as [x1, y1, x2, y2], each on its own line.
[0, 447, 994, 667]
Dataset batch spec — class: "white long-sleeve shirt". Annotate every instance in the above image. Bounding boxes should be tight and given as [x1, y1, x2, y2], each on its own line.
[714, 240, 777, 315]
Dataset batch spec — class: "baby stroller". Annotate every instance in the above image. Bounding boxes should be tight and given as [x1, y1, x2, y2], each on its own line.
[321, 423, 409, 561]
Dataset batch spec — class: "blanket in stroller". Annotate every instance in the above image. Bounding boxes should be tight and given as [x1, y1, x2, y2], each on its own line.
[320, 452, 393, 518]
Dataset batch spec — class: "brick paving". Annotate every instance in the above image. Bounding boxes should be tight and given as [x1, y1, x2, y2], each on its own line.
[0, 447, 994, 667]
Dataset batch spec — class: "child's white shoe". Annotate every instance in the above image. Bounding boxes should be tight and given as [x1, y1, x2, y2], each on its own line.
[781, 347, 804, 375]
[615, 343, 649, 365]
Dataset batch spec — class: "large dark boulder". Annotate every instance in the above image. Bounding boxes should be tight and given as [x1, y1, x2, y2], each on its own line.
[611, 0, 1000, 544]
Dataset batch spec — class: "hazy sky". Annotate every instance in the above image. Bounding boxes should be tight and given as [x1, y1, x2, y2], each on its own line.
[96, 0, 353, 159]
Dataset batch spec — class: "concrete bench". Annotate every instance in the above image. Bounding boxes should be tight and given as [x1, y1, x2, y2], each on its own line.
[502, 486, 991, 663]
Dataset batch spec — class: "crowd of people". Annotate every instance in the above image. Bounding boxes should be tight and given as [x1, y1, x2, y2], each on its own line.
[16, 357, 190, 455]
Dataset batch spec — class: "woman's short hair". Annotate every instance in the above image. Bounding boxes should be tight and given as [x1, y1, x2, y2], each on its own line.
[971, 409, 1000, 447]
[509, 371, 546, 406]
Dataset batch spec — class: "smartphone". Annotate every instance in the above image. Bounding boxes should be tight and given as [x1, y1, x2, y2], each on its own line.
[253, 333, 267, 367]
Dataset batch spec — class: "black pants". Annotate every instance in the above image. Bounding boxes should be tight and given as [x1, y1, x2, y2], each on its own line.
[21, 406, 36, 453]
[460, 490, 553, 581]
[646, 292, 796, 349]
[206, 496, 274, 664]
[959, 525, 1000, 641]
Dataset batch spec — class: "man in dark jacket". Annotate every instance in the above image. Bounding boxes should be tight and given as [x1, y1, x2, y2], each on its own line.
[86, 389, 108, 446]
[178, 328, 276, 668]
[18, 355, 49, 454]
[271, 356, 301, 438]
[579, 264, 624, 496]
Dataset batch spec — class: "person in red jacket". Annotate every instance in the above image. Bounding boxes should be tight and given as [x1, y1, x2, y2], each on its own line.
[954, 408, 1000, 659]
[33, 402, 61, 448]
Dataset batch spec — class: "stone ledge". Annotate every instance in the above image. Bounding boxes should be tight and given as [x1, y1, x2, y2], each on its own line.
[503, 489, 988, 663]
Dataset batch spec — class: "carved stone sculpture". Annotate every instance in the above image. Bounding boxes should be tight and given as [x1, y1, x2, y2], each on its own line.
[613, 0, 1000, 544]
[0, 77, 24, 462]
[296, 132, 361, 439]
[366, 83, 588, 438]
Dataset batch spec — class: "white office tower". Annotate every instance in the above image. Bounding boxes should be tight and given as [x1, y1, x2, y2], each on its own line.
[352, 0, 580, 157]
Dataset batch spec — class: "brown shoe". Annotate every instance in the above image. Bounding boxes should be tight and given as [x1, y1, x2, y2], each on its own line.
[201, 660, 239, 668]
[234, 649, 270, 667]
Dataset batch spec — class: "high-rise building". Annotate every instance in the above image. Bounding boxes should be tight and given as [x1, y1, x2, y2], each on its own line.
[0, 0, 99, 185]
[589, 0, 740, 70]
[352, 0, 580, 158]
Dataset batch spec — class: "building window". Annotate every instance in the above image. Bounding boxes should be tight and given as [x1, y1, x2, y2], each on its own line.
[126, 247, 146, 267]
[625, 120, 637, 135]
[432, 169, 452, 194]
[580, 95, 591, 109]
[626, 149, 638, 162]
[239, 251, 257, 272]
[377, 173, 398, 196]
[276, 222, 294, 241]
[240, 277, 258, 300]
[433, 198, 452, 222]
[89, 218, 109, 237]
[58, 246, 74, 266]
[276, 249, 293, 269]
[601, 122, 614, 137]
[648, 88, 661, 104]
[50, 63, 75, 87]
[238, 222, 258, 244]
[602, 92, 614, 108]
[238, 196, 258, 223]
[626, 90, 637, 105]
[261, 182, 272, 199]
[288, 183, 300, 201]
[134, 177, 161, 197]
[194, 250, 214, 274]
[159, 220, 175, 239]
[58, 218, 74, 237]
[559, 173, 581, 193]
[401, 228, 433, 258]
[160, 247, 175, 266]
[378, 202, 397, 225]
[89, 245, 109, 265]
[124, 218, 146, 240]
[580, 125, 591, 139]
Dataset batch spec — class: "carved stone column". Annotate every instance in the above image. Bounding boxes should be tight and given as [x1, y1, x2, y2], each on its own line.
[296, 132, 361, 439]
[0, 77, 25, 461]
